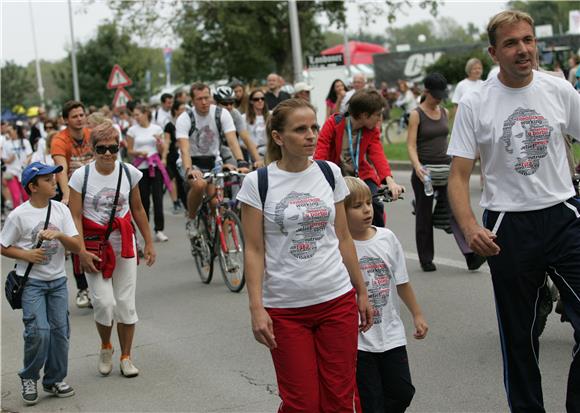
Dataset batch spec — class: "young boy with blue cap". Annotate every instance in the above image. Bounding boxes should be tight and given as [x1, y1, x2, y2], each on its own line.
[1, 162, 81, 406]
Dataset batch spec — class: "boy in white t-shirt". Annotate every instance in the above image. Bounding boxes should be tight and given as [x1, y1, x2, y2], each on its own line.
[1, 162, 81, 406]
[344, 177, 428, 413]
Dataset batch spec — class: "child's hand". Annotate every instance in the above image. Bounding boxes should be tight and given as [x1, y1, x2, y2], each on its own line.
[357, 292, 374, 333]
[26, 248, 46, 264]
[38, 229, 63, 242]
[413, 314, 429, 339]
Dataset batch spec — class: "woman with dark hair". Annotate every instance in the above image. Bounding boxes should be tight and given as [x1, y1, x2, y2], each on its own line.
[126, 105, 170, 242]
[242, 89, 270, 158]
[164, 100, 188, 212]
[325, 79, 347, 119]
[237, 98, 372, 412]
[2, 122, 33, 208]
[232, 82, 249, 115]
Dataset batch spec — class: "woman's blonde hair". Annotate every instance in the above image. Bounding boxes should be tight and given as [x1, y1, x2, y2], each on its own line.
[87, 112, 107, 128]
[90, 120, 119, 147]
[344, 176, 372, 209]
[265, 98, 316, 164]
[487, 10, 534, 47]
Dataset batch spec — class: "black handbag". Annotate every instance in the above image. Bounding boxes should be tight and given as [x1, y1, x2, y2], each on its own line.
[5, 201, 52, 310]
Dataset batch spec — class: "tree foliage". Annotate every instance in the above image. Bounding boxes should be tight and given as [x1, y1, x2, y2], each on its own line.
[106, 0, 440, 83]
[424, 48, 493, 85]
[508, 1, 577, 35]
[1, 61, 34, 110]
[53, 22, 166, 106]
[385, 17, 480, 49]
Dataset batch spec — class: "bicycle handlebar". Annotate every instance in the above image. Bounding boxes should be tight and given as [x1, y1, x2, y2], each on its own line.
[373, 186, 404, 203]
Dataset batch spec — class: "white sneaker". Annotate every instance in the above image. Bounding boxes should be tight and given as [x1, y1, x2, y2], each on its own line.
[76, 289, 90, 308]
[99, 348, 114, 376]
[155, 231, 169, 242]
[120, 358, 139, 378]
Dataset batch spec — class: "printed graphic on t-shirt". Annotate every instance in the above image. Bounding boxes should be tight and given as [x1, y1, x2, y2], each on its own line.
[89, 187, 127, 224]
[360, 256, 392, 324]
[31, 222, 60, 265]
[193, 125, 215, 154]
[501, 107, 553, 176]
[274, 191, 331, 259]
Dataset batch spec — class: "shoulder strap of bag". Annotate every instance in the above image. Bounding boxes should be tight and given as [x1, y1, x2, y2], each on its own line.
[121, 162, 132, 188]
[104, 163, 124, 241]
[314, 160, 335, 190]
[187, 108, 197, 139]
[257, 161, 335, 211]
[22, 201, 52, 284]
[81, 164, 90, 203]
[257, 166, 268, 210]
[215, 106, 226, 145]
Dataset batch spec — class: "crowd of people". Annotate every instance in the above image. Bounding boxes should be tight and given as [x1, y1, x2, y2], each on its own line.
[1, 9, 580, 413]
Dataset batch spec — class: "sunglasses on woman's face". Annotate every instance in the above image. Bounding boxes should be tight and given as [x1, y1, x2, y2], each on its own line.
[95, 144, 120, 155]
[45, 125, 55, 130]
[252, 97, 265, 102]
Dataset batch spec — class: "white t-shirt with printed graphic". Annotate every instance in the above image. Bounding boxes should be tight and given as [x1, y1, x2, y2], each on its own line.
[243, 114, 267, 149]
[126, 123, 164, 168]
[236, 161, 352, 308]
[354, 227, 409, 353]
[1, 201, 78, 281]
[175, 105, 236, 158]
[448, 70, 580, 212]
[69, 161, 142, 253]
[2, 138, 32, 177]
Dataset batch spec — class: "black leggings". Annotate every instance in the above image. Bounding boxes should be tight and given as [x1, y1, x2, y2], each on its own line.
[139, 167, 165, 232]
[357, 346, 415, 413]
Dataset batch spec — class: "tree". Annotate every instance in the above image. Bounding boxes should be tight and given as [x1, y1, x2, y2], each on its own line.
[1, 61, 34, 110]
[106, 0, 441, 82]
[508, 1, 577, 35]
[53, 22, 166, 106]
[424, 48, 493, 85]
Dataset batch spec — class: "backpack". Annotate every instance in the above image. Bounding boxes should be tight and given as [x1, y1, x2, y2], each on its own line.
[257, 160, 335, 210]
[186, 106, 226, 145]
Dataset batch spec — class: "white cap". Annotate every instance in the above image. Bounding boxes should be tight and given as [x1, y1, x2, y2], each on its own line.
[294, 82, 314, 93]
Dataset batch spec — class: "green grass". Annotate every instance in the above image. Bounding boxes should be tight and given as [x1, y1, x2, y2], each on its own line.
[383, 140, 580, 163]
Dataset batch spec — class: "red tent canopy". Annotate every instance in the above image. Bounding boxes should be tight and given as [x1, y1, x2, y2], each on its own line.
[321, 41, 388, 65]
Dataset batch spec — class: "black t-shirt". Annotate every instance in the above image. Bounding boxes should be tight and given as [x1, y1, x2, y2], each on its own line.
[265, 90, 291, 111]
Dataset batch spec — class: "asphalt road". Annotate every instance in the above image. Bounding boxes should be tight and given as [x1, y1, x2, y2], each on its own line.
[1, 171, 574, 412]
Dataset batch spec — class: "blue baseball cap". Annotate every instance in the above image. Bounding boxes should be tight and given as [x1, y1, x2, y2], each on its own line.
[21, 162, 63, 188]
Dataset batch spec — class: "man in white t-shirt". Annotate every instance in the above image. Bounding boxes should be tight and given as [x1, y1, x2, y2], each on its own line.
[175, 83, 248, 225]
[153, 93, 173, 129]
[447, 11, 580, 412]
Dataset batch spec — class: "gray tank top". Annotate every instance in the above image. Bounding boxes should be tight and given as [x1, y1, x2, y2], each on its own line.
[415, 107, 451, 165]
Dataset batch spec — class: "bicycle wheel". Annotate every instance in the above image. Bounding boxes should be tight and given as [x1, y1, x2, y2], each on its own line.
[191, 215, 214, 284]
[385, 118, 407, 144]
[217, 210, 245, 293]
[381, 122, 392, 145]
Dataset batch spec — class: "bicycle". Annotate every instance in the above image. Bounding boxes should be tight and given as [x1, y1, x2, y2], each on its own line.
[382, 112, 410, 145]
[188, 169, 246, 293]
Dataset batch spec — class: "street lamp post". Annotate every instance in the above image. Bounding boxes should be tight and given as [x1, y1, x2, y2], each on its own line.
[28, 0, 45, 105]
[288, 0, 303, 83]
[67, 0, 80, 101]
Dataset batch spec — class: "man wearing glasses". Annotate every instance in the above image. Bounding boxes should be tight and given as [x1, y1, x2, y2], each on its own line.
[51, 100, 94, 309]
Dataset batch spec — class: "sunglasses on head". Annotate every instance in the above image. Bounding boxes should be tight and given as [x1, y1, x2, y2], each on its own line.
[95, 144, 120, 155]
[252, 97, 265, 102]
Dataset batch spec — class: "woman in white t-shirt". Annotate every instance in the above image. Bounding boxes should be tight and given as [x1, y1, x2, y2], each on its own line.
[2, 123, 33, 208]
[69, 121, 156, 379]
[242, 89, 269, 158]
[237, 98, 372, 412]
[452, 57, 484, 114]
[126, 105, 169, 242]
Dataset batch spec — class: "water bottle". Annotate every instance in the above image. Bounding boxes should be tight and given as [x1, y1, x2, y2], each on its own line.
[422, 167, 434, 196]
[213, 158, 223, 174]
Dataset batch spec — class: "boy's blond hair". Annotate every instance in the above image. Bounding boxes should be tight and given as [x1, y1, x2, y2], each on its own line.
[344, 177, 372, 209]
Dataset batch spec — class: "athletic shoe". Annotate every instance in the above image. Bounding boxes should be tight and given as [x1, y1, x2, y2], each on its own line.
[76, 289, 90, 308]
[120, 358, 139, 378]
[21, 378, 38, 405]
[465, 253, 487, 271]
[421, 262, 437, 272]
[43, 381, 75, 398]
[155, 231, 169, 242]
[99, 348, 114, 376]
[172, 201, 183, 215]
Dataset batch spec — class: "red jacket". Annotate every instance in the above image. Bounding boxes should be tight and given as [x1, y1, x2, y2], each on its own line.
[314, 113, 392, 186]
